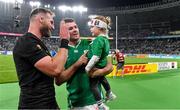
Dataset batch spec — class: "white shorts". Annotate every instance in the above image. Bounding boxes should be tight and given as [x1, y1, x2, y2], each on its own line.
[69, 104, 98, 110]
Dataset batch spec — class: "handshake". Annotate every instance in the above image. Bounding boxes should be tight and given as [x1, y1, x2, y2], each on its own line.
[59, 20, 70, 40]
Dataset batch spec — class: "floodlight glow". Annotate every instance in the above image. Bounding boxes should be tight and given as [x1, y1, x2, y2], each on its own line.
[53, 6, 56, 10]
[78, 6, 87, 12]
[58, 5, 88, 13]
[29, 1, 41, 7]
[72, 6, 87, 13]
[47, 4, 50, 8]
[87, 21, 91, 26]
[58, 5, 72, 12]
[0, 0, 23, 4]
[0, 0, 13, 3]
[16, 0, 23, 4]
[72, 6, 79, 12]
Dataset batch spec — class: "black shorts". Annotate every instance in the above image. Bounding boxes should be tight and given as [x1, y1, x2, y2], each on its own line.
[18, 100, 59, 109]
[117, 62, 124, 70]
[18, 97, 60, 110]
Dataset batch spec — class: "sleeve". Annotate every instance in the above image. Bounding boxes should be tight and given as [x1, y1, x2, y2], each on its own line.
[20, 40, 48, 65]
[85, 55, 100, 73]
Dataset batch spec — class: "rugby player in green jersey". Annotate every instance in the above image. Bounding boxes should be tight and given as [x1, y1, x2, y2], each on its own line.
[55, 18, 113, 110]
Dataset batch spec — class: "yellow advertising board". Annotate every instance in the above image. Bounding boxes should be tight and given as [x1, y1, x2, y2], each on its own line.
[107, 64, 158, 77]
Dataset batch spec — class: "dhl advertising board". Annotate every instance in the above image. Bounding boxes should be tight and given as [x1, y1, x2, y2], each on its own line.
[107, 64, 158, 77]
[149, 62, 177, 71]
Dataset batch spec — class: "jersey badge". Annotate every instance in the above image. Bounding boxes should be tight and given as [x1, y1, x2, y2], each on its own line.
[74, 50, 78, 53]
[36, 44, 42, 50]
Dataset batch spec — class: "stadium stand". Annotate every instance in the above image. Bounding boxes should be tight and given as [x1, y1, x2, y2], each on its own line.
[118, 38, 180, 55]
[0, 35, 179, 55]
[0, 0, 180, 55]
[0, 35, 60, 51]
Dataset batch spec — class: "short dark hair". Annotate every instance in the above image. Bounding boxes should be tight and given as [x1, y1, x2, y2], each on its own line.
[30, 8, 54, 20]
[64, 18, 75, 23]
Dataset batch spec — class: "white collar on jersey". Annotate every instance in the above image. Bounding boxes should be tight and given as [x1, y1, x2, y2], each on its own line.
[68, 39, 81, 48]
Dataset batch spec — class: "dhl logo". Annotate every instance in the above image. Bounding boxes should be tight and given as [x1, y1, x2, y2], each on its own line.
[124, 65, 148, 74]
[107, 64, 158, 77]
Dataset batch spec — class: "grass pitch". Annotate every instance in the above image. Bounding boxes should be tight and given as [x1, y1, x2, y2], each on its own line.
[0, 55, 180, 109]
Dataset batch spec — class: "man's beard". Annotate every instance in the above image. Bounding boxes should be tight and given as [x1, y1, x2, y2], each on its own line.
[40, 25, 51, 38]
[70, 36, 80, 42]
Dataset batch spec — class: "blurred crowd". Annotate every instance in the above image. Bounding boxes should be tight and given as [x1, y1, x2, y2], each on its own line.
[117, 28, 171, 38]
[118, 38, 180, 55]
[0, 35, 179, 55]
[0, 36, 60, 52]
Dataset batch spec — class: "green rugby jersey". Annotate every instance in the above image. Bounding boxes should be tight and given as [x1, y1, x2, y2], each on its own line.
[88, 35, 110, 68]
[65, 39, 96, 108]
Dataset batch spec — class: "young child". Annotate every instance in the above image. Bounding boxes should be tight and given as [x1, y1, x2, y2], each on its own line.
[85, 16, 116, 110]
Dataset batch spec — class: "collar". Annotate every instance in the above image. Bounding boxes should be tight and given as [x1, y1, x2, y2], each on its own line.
[68, 39, 81, 48]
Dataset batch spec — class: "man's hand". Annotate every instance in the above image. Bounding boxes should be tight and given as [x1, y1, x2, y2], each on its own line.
[88, 67, 99, 78]
[59, 20, 70, 39]
[55, 51, 88, 86]
[75, 51, 88, 67]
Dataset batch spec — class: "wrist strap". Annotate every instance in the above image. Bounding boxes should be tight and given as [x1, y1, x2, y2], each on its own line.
[60, 39, 69, 49]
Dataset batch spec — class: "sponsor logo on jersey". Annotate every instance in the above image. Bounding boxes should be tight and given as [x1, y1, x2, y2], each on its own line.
[74, 50, 78, 53]
[36, 44, 41, 50]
